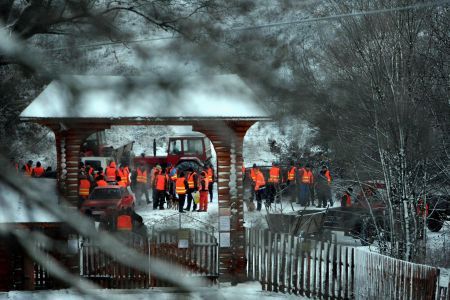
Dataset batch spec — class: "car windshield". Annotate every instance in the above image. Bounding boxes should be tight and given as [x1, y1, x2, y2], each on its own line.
[89, 188, 122, 200]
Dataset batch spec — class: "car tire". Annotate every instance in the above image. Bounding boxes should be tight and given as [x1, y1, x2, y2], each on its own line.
[427, 211, 444, 232]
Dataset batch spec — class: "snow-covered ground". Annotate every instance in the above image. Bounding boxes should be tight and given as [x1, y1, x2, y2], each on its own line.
[0, 282, 304, 299]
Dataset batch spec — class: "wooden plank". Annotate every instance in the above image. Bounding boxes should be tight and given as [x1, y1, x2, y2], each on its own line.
[293, 236, 299, 295]
[312, 240, 317, 298]
[260, 229, 265, 290]
[280, 233, 286, 293]
[287, 234, 293, 294]
[338, 245, 343, 299]
[350, 247, 355, 299]
[267, 231, 273, 292]
[273, 233, 279, 292]
[324, 241, 330, 299]
[343, 247, 348, 299]
[300, 238, 305, 296]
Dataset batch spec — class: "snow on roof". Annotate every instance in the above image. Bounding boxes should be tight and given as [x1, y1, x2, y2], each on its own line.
[0, 179, 60, 223]
[20, 74, 270, 121]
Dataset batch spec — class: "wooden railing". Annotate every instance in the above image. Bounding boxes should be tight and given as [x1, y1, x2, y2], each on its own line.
[245, 228, 442, 300]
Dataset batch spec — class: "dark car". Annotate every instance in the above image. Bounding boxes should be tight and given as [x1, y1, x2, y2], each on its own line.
[80, 186, 135, 219]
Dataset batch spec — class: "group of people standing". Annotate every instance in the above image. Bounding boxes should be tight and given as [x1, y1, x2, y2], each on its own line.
[132, 162, 215, 213]
[246, 162, 333, 211]
[81, 161, 216, 213]
[11, 159, 53, 178]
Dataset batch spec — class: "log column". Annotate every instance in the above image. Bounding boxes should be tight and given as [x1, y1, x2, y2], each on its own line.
[194, 121, 254, 283]
[50, 125, 107, 206]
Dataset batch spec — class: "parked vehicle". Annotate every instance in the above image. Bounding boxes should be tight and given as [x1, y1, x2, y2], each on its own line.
[134, 132, 212, 172]
[427, 194, 450, 232]
[80, 186, 134, 220]
[80, 131, 135, 170]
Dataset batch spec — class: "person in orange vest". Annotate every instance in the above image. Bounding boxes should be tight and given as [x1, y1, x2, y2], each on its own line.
[22, 160, 33, 177]
[297, 164, 314, 206]
[176, 171, 189, 213]
[117, 165, 126, 186]
[105, 161, 118, 182]
[150, 165, 162, 205]
[322, 165, 332, 185]
[197, 171, 209, 212]
[115, 175, 127, 188]
[249, 163, 258, 202]
[286, 162, 297, 203]
[122, 164, 131, 186]
[95, 175, 108, 187]
[167, 163, 177, 197]
[253, 168, 266, 211]
[267, 162, 281, 204]
[153, 168, 167, 210]
[78, 173, 91, 208]
[341, 187, 353, 208]
[206, 164, 215, 203]
[134, 163, 150, 205]
[116, 207, 133, 231]
[316, 168, 332, 208]
[185, 168, 198, 211]
[32, 161, 45, 177]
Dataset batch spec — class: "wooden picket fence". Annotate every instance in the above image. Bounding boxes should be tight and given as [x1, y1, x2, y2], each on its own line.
[354, 249, 439, 299]
[80, 229, 218, 288]
[246, 228, 355, 298]
[80, 232, 149, 289]
[149, 229, 219, 286]
[245, 228, 442, 300]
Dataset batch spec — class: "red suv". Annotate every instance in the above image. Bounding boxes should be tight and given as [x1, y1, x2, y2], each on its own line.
[80, 186, 134, 219]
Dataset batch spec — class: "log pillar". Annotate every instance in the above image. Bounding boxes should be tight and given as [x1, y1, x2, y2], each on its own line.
[193, 121, 254, 283]
[49, 125, 107, 206]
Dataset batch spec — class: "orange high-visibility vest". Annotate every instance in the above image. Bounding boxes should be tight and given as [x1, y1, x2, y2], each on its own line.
[79, 179, 91, 197]
[123, 167, 130, 185]
[268, 166, 280, 183]
[343, 193, 352, 207]
[117, 168, 126, 182]
[242, 164, 245, 175]
[155, 174, 166, 191]
[250, 168, 257, 182]
[33, 166, 45, 177]
[117, 180, 127, 187]
[137, 169, 147, 183]
[255, 171, 266, 191]
[105, 166, 117, 181]
[96, 179, 108, 187]
[24, 164, 32, 176]
[324, 170, 331, 184]
[117, 215, 132, 231]
[187, 172, 197, 189]
[288, 167, 296, 181]
[301, 169, 313, 184]
[207, 168, 213, 182]
[176, 178, 186, 195]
